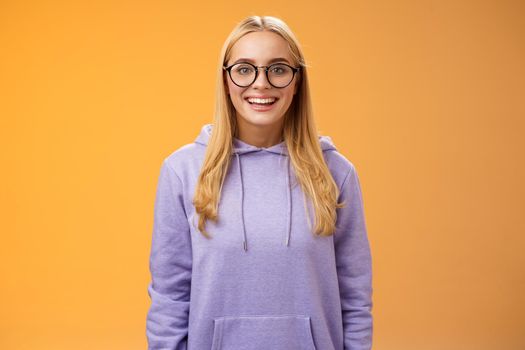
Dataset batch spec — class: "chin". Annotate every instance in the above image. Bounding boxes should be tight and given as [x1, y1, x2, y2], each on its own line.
[240, 112, 284, 126]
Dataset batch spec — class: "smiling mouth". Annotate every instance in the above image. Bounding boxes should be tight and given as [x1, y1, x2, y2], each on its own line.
[245, 97, 279, 105]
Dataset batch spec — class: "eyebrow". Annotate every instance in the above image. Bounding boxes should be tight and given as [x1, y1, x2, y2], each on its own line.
[231, 57, 291, 65]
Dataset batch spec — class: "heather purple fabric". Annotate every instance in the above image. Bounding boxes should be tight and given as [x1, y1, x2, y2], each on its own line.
[146, 123, 373, 350]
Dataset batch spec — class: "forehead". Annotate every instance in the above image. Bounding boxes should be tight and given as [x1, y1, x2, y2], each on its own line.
[229, 31, 292, 64]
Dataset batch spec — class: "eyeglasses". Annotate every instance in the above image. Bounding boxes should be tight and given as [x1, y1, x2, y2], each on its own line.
[223, 62, 301, 88]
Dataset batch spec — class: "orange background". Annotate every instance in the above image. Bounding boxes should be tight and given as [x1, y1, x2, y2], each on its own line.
[1, 0, 524, 349]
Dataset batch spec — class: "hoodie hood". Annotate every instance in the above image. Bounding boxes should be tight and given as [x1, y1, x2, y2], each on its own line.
[194, 123, 337, 155]
[194, 123, 337, 252]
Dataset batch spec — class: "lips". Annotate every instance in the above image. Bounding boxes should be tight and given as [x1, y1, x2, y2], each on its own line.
[244, 97, 278, 111]
[249, 102, 275, 111]
[245, 97, 279, 102]
[247, 100, 277, 105]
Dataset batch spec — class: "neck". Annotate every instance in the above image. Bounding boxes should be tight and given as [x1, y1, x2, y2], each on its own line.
[234, 118, 284, 148]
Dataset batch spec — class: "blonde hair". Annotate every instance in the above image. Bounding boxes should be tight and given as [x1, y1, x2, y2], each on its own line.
[192, 15, 345, 239]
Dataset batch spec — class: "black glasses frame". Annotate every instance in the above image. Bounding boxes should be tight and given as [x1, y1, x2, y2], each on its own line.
[223, 62, 301, 88]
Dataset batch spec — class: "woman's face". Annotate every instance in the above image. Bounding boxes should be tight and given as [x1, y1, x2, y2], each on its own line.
[224, 31, 299, 130]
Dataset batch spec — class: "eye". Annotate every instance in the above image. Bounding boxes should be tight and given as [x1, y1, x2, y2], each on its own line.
[234, 64, 255, 75]
[270, 64, 289, 75]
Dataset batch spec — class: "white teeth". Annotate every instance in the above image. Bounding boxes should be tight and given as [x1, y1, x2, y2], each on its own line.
[247, 97, 276, 104]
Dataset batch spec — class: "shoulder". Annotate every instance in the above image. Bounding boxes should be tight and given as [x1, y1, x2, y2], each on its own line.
[322, 148, 358, 189]
[318, 134, 358, 186]
[161, 142, 206, 178]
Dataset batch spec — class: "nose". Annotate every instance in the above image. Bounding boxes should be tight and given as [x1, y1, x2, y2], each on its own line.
[252, 67, 271, 89]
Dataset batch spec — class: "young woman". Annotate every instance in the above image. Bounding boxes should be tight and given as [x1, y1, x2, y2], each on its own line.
[146, 15, 373, 350]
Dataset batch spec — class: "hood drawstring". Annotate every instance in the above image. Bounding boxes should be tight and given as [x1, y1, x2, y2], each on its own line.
[235, 152, 248, 251]
[235, 152, 292, 252]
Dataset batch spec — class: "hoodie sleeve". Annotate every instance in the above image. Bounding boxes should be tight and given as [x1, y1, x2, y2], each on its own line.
[146, 158, 192, 350]
[334, 163, 373, 350]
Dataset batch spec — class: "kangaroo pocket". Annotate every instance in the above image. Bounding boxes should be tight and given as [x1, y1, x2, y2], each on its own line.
[210, 314, 316, 350]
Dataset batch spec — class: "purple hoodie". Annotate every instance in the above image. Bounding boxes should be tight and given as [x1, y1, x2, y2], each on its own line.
[146, 123, 373, 350]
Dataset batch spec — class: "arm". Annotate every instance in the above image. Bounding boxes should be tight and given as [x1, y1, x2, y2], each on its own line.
[146, 158, 192, 350]
[334, 163, 374, 350]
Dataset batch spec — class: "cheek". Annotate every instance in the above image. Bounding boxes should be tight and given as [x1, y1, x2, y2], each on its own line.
[281, 89, 296, 105]
[226, 84, 246, 108]
[227, 83, 243, 98]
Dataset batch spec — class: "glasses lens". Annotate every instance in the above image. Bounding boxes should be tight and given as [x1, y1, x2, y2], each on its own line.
[229, 63, 295, 87]
[268, 64, 294, 87]
[230, 63, 256, 87]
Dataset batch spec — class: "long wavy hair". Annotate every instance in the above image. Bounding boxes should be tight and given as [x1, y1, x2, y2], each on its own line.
[192, 15, 345, 239]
